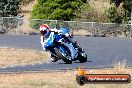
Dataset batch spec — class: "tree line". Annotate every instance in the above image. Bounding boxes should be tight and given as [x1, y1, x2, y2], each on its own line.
[0, 0, 131, 23]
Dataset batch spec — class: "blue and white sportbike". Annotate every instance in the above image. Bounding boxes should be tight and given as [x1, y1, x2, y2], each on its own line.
[44, 27, 87, 64]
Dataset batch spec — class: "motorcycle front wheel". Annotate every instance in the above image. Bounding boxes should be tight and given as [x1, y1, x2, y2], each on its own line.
[55, 45, 72, 64]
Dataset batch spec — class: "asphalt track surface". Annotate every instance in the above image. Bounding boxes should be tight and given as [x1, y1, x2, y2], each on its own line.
[0, 35, 132, 72]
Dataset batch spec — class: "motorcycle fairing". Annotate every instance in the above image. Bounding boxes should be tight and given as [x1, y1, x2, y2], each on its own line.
[61, 42, 78, 60]
[43, 31, 78, 61]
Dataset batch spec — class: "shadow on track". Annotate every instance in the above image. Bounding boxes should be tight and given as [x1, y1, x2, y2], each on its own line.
[57, 60, 92, 64]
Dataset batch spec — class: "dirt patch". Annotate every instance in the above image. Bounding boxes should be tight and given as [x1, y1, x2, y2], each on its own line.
[72, 29, 92, 36]
[0, 47, 49, 67]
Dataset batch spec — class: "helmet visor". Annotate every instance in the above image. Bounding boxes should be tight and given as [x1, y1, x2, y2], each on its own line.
[40, 30, 47, 35]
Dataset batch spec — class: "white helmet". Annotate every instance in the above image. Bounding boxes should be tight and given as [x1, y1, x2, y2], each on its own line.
[39, 24, 50, 36]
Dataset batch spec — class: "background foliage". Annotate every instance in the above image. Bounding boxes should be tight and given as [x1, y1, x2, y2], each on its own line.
[76, 3, 108, 22]
[108, 0, 132, 23]
[31, 0, 87, 21]
[0, 0, 20, 17]
[0, 0, 131, 24]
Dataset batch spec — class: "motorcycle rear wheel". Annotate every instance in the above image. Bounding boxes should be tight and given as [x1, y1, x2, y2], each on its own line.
[78, 51, 87, 63]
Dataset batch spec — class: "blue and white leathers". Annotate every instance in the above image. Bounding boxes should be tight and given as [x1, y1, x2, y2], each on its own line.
[40, 31, 78, 60]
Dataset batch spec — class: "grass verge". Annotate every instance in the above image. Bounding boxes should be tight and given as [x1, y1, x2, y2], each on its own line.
[0, 47, 131, 88]
[0, 47, 49, 67]
[0, 67, 131, 88]
[0, 60, 131, 88]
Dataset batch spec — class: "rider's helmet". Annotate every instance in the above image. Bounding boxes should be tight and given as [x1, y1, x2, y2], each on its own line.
[39, 24, 50, 37]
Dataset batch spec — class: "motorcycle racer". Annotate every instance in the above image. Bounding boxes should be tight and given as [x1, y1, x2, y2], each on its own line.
[40, 24, 82, 62]
[40, 24, 73, 62]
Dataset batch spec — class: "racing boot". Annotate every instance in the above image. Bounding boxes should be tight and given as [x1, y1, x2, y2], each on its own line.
[50, 54, 58, 62]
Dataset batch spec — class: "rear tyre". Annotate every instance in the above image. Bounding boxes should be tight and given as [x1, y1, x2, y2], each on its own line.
[78, 51, 87, 63]
[55, 47, 72, 64]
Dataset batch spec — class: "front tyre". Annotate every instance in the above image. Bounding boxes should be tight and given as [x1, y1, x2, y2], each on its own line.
[55, 47, 72, 64]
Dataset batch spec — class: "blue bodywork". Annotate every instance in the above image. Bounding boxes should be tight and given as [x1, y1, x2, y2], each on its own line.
[44, 32, 66, 55]
[44, 27, 70, 50]
[43, 27, 77, 61]
[59, 27, 70, 35]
